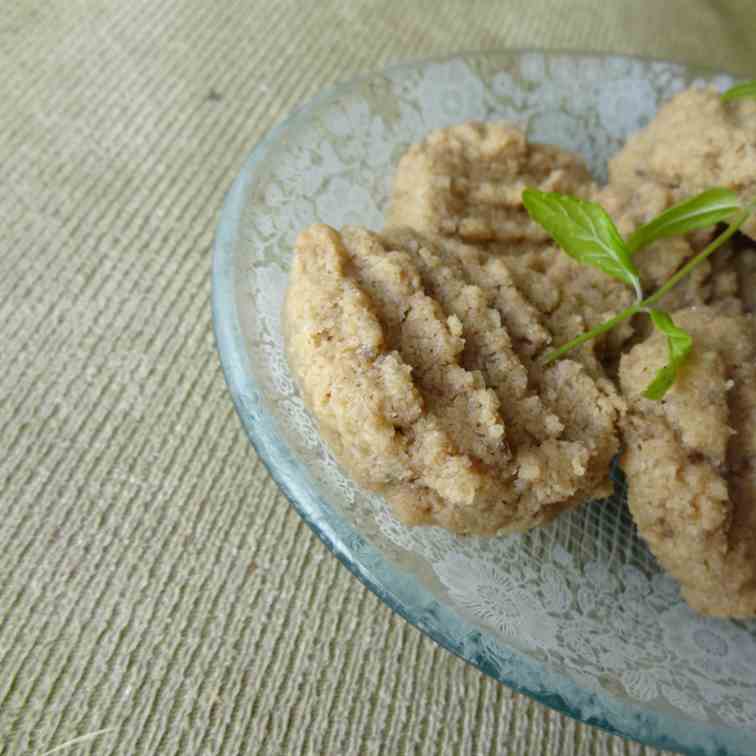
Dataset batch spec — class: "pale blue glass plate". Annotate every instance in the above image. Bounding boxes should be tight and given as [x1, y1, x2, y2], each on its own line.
[212, 51, 756, 755]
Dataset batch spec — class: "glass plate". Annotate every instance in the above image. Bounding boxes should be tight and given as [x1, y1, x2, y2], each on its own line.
[212, 50, 756, 755]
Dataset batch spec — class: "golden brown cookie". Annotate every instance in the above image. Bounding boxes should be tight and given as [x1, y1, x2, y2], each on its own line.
[285, 224, 625, 535]
[619, 307, 756, 617]
[389, 121, 595, 248]
[389, 121, 639, 370]
[609, 86, 756, 241]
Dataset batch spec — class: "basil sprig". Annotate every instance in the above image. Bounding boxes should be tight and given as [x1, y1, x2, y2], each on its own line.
[626, 188, 741, 254]
[722, 80, 756, 102]
[641, 310, 693, 400]
[524, 188, 752, 399]
[522, 190, 641, 299]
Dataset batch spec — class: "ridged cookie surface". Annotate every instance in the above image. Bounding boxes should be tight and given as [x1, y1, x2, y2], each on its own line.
[285, 224, 625, 535]
[389, 121, 594, 248]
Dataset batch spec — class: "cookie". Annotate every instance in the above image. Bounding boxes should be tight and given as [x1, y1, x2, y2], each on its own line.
[285, 224, 625, 535]
[619, 307, 756, 617]
[389, 121, 595, 248]
[609, 86, 756, 241]
[389, 122, 637, 370]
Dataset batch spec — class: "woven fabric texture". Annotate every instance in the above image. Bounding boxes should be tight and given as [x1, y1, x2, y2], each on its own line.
[1, 1, 754, 754]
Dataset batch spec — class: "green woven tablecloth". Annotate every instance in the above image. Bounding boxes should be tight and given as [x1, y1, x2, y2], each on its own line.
[1, 2, 754, 754]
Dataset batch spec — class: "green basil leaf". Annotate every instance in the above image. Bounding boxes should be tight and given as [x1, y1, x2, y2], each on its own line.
[522, 189, 641, 296]
[721, 80, 756, 103]
[626, 188, 741, 253]
[642, 309, 693, 400]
